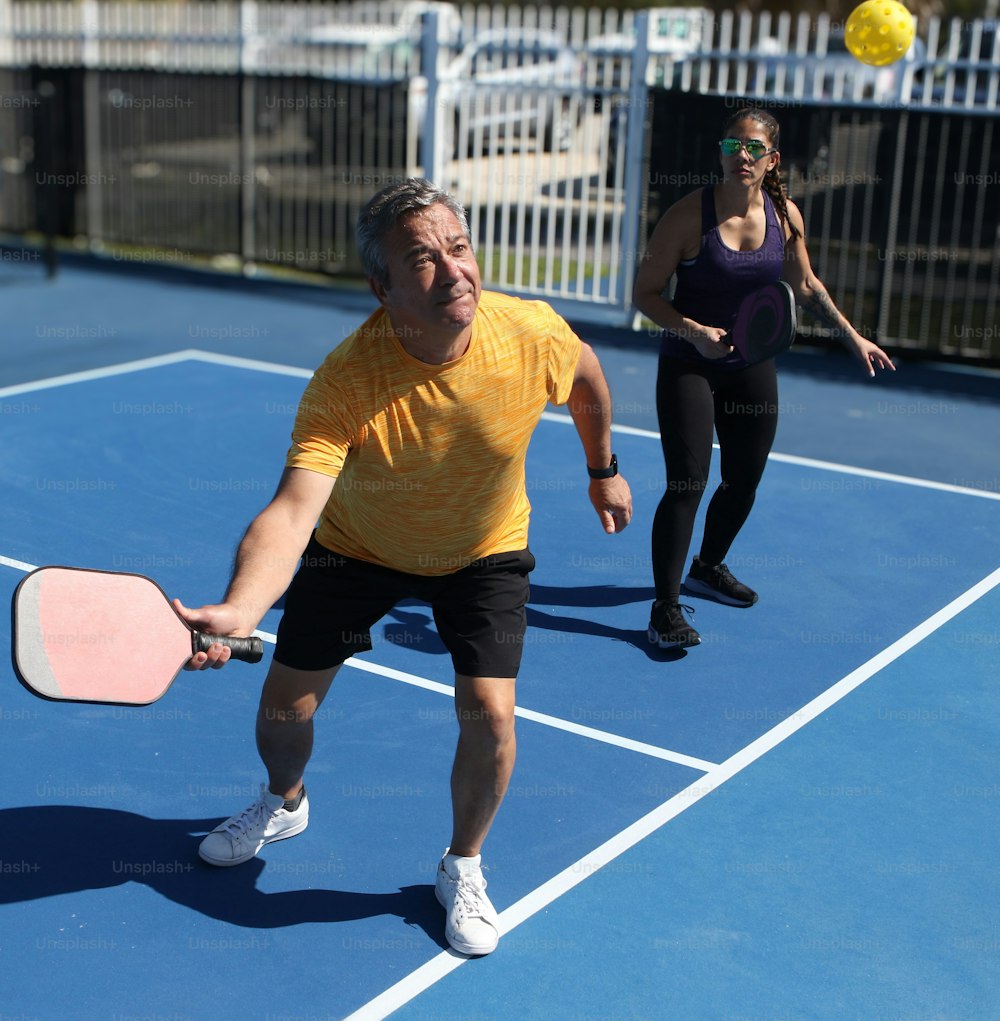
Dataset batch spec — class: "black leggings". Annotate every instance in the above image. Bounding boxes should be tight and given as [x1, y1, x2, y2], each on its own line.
[652, 356, 779, 601]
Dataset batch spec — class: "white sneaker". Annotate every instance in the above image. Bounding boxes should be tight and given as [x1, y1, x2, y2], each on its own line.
[198, 784, 309, 866]
[435, 852, 500, 955]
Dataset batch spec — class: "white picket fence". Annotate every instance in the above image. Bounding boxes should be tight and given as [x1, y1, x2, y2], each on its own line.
[2, 1, 998, 332]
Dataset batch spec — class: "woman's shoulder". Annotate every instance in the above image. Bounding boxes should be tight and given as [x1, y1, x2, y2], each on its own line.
[783, 195, 804, 221]
[782, 196, 806, 237]
[671, 186, 708, 215]
[660, 187, 708, 233]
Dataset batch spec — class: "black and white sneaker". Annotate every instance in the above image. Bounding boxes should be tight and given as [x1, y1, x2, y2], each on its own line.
[683, 557, 758, 607]
[648, 601, 701, 649]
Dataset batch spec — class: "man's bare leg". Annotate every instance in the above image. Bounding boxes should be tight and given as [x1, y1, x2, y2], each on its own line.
[447, 673, 516, 857]
[256, 660, 342, 799]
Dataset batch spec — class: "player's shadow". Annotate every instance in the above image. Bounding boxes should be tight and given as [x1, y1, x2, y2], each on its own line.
[528, 583, 689, 662]
[377, 586, 687, 662]
[381, 603, 448, 656]
[378, 586, 682, 661]
[282, 587, 684, 662]
[0, 805, 448, 948]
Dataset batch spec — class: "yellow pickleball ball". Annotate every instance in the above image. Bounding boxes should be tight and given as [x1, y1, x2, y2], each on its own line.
[845, 0, 916, 66]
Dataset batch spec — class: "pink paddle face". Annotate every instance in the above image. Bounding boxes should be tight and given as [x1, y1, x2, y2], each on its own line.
[13, 567, 192, 704]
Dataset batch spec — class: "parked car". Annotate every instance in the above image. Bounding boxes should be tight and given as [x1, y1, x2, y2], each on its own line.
[251, 1, 461, 77]
[415, 30, 586, 155]
[303, 0, 461, 47]
[446, 30, 585, 153]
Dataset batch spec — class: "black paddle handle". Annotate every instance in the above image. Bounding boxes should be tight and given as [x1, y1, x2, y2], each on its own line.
[191, 631, 264, 663]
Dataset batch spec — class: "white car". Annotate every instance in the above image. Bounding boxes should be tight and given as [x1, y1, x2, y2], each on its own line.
[427, 30, 586, 154]
[304, 1, 461, 47]
[250, 1, 461, 77]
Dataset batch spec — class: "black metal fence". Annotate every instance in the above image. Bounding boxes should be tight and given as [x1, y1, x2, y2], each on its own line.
[646, 91, 1000, 362]
[14, 66, 411, 274]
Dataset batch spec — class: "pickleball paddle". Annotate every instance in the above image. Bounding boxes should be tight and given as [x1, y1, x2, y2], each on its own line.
[725, 280, 797, 365]
[12, 566, 264, 705]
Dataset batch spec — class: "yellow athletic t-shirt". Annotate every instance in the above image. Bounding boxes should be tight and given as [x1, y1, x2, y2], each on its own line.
[285, 290, 582, 575]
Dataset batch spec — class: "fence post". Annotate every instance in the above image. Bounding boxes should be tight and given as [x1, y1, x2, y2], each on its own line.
[876, 110, 909, 344]
[618, 9, 650, 324]
[81, 0, 103, 247]
[239, 0, 257, 272]
[418, 8, 440, 183]
[30, 70, 58, 276]
[0, 0, 12, 69]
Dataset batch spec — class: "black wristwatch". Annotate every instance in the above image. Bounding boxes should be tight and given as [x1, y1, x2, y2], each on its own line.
[587, 453, 619, 480]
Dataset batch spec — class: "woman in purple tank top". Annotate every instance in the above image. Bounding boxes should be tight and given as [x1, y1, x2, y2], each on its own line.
[633, 107, 894, 650]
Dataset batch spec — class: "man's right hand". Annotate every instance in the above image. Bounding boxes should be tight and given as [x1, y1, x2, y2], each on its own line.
[173, 599, 247, 670]
[170, 467, 336, 671]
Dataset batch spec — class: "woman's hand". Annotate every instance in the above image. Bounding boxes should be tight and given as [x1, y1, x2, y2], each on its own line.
[686, 323, 734, 360]
[848, 334, 896, 377]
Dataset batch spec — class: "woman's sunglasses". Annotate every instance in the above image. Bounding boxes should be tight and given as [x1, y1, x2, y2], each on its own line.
[719, 137, 776, 161]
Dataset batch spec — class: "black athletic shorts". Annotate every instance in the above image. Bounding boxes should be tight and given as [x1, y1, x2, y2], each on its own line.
[273, 534, 536, 677]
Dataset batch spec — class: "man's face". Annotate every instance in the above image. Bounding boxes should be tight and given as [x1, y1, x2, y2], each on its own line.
[371, 203, 482, 342]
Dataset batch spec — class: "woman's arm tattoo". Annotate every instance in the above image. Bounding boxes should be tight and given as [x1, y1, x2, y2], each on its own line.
[801, 288, 853, 339]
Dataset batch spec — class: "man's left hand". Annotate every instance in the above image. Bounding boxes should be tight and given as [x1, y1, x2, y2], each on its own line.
[589, 476, 632, 534]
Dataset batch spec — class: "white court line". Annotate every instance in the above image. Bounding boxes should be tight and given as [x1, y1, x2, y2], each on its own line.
[540, 410, 1000, 501]
[3, 349, 996, 501]
[248, 629, 718, 772]
[344, 564, 1000, 1021]
[5, 599, 715, 774]
[0, 554, 37, 573]
[0, 351, 198, 398]
[182, 349, 314, 379]
[542, 410, 661, 440]
[767, 451, 1000, 502]
[510, 704, 717, 772]
[0, 348, 312, 401]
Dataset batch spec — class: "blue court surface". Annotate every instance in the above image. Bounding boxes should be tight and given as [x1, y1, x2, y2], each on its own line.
[2, 260, 999, 1021]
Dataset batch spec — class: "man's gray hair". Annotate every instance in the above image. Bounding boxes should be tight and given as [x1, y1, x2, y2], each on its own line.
[356, 177, 472, 287]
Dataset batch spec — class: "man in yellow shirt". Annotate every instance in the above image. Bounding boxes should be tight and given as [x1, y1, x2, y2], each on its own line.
[176, 178, 632, 956]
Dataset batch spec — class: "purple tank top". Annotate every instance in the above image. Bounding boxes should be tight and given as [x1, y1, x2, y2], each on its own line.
[660, 186, 785, 368]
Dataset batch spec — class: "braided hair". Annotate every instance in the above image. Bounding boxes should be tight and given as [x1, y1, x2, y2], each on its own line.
[723, 107, 802, 244]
